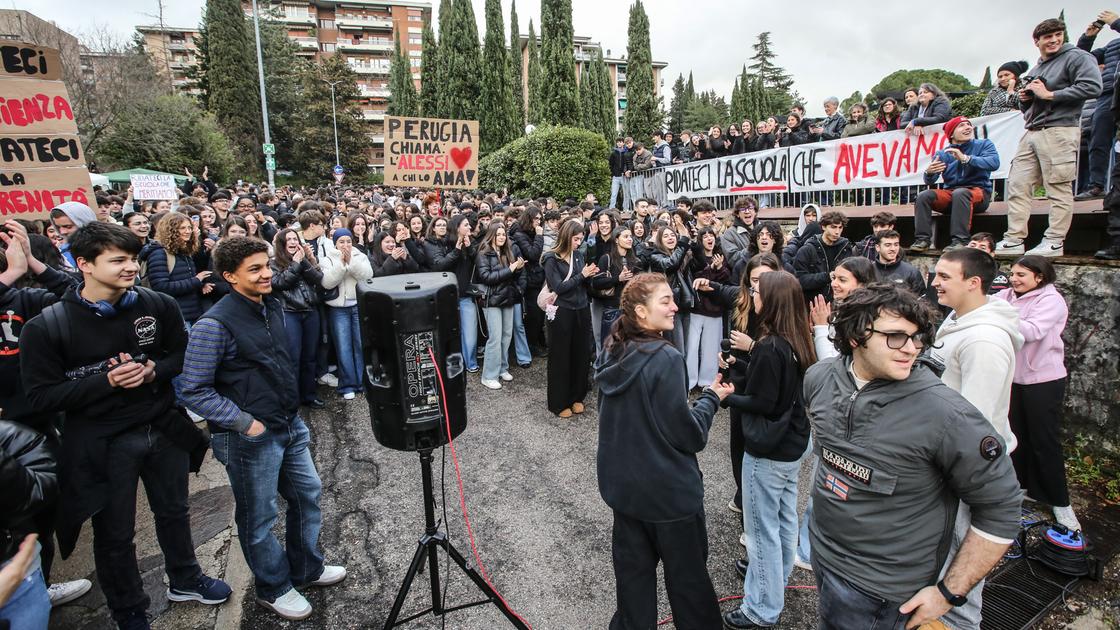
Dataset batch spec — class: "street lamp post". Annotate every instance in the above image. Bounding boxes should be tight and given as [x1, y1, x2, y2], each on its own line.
[249, 0, 275, 189]
[324, 80, 342, 171]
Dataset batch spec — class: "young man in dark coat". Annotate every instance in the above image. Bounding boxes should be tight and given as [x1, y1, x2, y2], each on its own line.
[793, 211, 854, 302]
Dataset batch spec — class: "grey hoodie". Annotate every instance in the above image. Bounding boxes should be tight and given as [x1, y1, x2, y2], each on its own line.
[1019, 43, 1102, 128]
[52, 201, 97, 228]
[804, 356, 1022, 603]
[931, 298, 1024, 453]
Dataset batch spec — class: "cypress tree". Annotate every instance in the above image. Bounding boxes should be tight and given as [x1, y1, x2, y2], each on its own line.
[686, 71, 695, 102]
[295, 54, 371, 179]
[419, 23, 439, 116]
[623, 0, 659, 138]
[729, 78, 741, 123]
[508, 0, 525, 130]
[579, 61, 595, 132]
[539, 0, 580, 126]
[594, 50, 616, 140]
[668, 74, 686, 133]
[441, 0, 482, 121]
[526, 20, 541, 125]
[979, 66, 992, 90]
[435, 0, 453, 117]
[388, 39, 419, 116]
[480, 0, 516, 152]
[200, 0, 262, 172]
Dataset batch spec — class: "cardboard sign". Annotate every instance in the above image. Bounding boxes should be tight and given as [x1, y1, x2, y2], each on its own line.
[0, 41, 63, 81]
[384, 116, 479, 190]
[0, 80, 76, 134]
[130, 173, 178, 200]
[662, 111, 1026, 199]
[0, 166, 91, 214]
[0, 40, 87, 220]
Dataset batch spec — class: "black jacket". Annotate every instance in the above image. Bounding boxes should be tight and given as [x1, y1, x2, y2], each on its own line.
[874, 259, 926, 296]
[722, 336, 809, 462]
[402, 238, 428, 270]
[779, 125, 811, 146]
[147, 244, 203, 323]
[689, 253, 731, 318]
[0, 420, 57, 562]
[270, 258, 323, 312]
[609, 148, 630, 177]
[647, 237, 693, 311]
[592, 250, 638, 309]
[422, 237, 462, 273]
[372, 250, 420, 277]
[542, 251, 590, 310]
[900, 96, 953, 127]
[509, 225, 545, 287]
[595, 340, 721, 521]
[475, 247, 527, 308]
[793, 234, 853, 301]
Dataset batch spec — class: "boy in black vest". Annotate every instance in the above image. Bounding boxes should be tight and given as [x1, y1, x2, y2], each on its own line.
[180, 237, 345, 621]
[19, 222, 227, 630]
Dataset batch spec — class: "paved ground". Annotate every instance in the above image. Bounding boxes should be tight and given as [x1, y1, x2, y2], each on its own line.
[45, 360, 1109, 629]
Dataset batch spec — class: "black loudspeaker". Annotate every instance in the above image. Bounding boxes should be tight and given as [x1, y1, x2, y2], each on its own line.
[357, 272, 467, 452]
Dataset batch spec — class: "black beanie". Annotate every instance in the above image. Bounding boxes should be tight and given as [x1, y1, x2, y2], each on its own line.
[997, 61, 1029, 77]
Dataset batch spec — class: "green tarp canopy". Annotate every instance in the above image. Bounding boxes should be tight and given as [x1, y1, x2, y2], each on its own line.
[100, 168, 189, 184]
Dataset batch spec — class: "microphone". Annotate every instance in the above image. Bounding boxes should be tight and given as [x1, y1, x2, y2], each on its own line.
[719, 339, 732, 380]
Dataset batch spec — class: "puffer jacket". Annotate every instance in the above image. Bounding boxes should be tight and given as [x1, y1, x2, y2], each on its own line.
[475, 247, 527, 308]
[423, 236, 462, 272]
[647, 237, 694, 311]
[793, 234, 854, 301]
[320, 249, 374, 306]
[147, 243, 203, 323]
[1078, 18, 1120, 98]
[270, 258, 323, 312]
[1, 420, 57, 562]
[509, 224, 545, 287]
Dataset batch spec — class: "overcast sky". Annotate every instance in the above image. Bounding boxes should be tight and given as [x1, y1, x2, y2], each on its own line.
[20, 0, 1117, 116]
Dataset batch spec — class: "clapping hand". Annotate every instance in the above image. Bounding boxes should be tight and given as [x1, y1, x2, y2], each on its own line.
[581, 263, 600, 278]
[809, 295, 831, 327]
[926, 157, 946, 175]
[692, 278, 713, 292]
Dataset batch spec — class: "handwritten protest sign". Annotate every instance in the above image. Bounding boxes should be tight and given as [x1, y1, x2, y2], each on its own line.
[663, 112, 1025, 199]
[0, 40, 87, 218]
[384, 116, 479, 190]
[130, 173, 178, 200]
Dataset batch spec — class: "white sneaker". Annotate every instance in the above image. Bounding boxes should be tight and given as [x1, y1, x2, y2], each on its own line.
[794, 556, 813, 571]
[48, 579, 92, 607]
[728, 499, 742, 514]
[499, 372, 514, 382]
[1053, 505, 1082, 531]
[994, 239, 1025, 257]
[480, 378, 502, 390]
[317, 373, 339, 387]
[258, 588, 312, 620]
[342, 392, 356, 400]
[308, 565, 347, 587]
[739, 532, 747, 547]
[1026, 238, 1064, 258]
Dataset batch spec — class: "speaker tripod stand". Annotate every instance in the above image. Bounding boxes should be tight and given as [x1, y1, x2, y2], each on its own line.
[381, 448, 529, 629]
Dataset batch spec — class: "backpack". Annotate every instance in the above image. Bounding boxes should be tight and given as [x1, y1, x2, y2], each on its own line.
[37, 288, 163, 352]
[139, 248, 176, 289]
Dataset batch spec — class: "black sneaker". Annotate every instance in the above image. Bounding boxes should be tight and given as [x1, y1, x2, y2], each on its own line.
[302, 398, 326, 409]
[167, 574, 233, 605]
[723, 608, 775, 629]
[116, 610, 151, 630]
[1075, 186, 1104, 201]
[1095, 244, 1120, 261]
[734, 558, 749, 580]
[909, 239, 931, 253]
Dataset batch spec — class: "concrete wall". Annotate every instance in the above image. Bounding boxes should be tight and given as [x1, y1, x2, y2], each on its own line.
[911, 254, 1120, 456]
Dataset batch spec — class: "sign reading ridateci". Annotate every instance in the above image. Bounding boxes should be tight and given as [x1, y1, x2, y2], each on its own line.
[384, 116, 479, 190]
[0, 40, 89, 218]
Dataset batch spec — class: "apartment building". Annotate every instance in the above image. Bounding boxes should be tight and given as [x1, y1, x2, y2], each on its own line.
[241, 0, 430, 168]
[136, 25, 202, 93]
[517, 34, 668, 133]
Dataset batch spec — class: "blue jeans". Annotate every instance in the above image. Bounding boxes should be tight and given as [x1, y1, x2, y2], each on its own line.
[1088, 103, 1116, 190]
[511, 302, 532, 366]
[458, 297, 479, 371]
[740, 451, 802, 625]
[211, 417, 324, 601]
[0, 566, 49, 630]
[482, 305, 514, 381]
[815, 562, 909, 630]
[327, 305, 363, 395]
[609, 175, 631, 210]
[628, 175, 644, 206]
[285, 310, 320, 403]
[798, 442, 818, 563]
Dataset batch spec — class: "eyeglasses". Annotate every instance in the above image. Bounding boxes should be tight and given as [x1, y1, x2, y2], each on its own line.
[868, 327, 925, 350]
[236, 204, 255, 209]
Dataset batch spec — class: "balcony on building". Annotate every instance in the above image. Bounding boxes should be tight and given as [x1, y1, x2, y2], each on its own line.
[167, 41, 189, 52]
[336, 14, 393, 30]
[358, 85, 392, 98]
[349, 61, 390, 75]
[362, 110, 386, 121]
[294, 36, 318, 49]
[338, 38, 393, 52]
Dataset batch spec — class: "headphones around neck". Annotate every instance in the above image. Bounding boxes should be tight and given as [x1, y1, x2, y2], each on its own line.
[78, 285, 139, 318]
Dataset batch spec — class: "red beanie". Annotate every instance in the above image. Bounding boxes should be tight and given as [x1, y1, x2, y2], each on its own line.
[943, 116, 967, 139]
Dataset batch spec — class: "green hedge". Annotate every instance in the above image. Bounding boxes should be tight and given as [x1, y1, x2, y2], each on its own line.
[949, 92, 986, 118]
[478, 125, 610, 202]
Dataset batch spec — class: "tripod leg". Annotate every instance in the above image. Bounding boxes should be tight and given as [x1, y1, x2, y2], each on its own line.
[439, 538, 530, 630]
[382, 539, 431, 630]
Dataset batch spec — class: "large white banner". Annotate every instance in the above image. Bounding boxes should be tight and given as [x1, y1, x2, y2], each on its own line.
[662, 111, 1025, 199]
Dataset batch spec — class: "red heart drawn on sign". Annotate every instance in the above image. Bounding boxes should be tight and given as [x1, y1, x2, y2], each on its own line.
[450, 147, 472, 169]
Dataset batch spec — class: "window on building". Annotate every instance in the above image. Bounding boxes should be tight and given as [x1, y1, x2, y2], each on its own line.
[408, 15, 423, 21]
[409, 59, 421, 67]
[321, 42, 336, 52]
[408, 36, 422, 45]
[285, 5, 309, 18]
[319, 19, 334, 29]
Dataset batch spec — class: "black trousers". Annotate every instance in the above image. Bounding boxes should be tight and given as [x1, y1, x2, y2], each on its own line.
[730, 408, 745, 511]
[1009, 379, 1071, 506]
[609, 510, 721, 630]
[1105, 157, 1120, 244]
[524, 285, 547, 351]
[91, 426, 202, 621]
[546, 306, 591, 414]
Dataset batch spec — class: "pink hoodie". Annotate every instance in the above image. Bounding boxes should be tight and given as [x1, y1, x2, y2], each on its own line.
[995, 283, 1068, 385]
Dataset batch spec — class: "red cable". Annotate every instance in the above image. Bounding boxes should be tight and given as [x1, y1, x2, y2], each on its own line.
[428, 348, 533, 629]
[656, 586, 818, 626]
